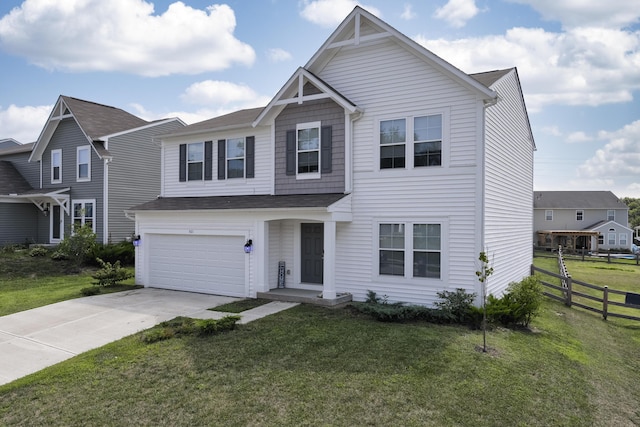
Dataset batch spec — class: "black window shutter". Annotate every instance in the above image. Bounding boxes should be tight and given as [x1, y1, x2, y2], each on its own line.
[179, 144, 186, 182]
[321, 125, 332, 173]
[204, 141, 213, 180]
[217, 139, 226, 180]
[286, 130, 296, 176]
[246, 136, 255, 178]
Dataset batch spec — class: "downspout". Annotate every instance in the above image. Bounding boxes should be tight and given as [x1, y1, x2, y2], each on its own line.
[345, 109, 364, 193]
[103, 138, 111, 244]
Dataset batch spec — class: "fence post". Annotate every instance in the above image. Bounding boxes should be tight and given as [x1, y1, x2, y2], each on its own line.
[608, 249, 611, 264]
[603, 286, 609, 320]
[565, 276, 572, 307]
[581, 247, 585, 262]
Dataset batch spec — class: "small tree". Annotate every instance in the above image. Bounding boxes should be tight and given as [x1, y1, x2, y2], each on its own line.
[475, 251, 494, 352]
[92, 258, 134, 287]
[53, 224, 98, 265]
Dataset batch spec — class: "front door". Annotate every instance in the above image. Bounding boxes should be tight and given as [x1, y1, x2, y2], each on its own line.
[301, 223, 323, 284]
[50, 205, 63, 243]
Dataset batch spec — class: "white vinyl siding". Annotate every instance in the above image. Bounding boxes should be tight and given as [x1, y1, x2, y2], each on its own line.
[163, 126, 272, 197]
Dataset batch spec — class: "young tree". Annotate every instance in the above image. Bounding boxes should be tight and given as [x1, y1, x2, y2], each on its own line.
[476, 251, 494, 352]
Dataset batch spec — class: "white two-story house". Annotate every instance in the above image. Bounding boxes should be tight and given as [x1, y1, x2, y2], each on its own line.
[131, 7, 535, 306]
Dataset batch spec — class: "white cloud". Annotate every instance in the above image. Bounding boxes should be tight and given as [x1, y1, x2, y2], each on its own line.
[433, 0, 480, 28]
[0, 0, 255, 77]
[0, 104, 51, 142]
[415, 26, 640, 111]
[541, 126, 562, 137]
[576, 120, 640, 194]
[566, 131, 593, 143]
[180, 80, 271, 107]
[300, 0, 380, 28]
[401, 4, 416, 21]
[508, 0, 640, 29]
[266, 48, 292, 63]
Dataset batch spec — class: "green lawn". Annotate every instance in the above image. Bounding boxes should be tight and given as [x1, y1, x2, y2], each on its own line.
[1, 253, 639, 425]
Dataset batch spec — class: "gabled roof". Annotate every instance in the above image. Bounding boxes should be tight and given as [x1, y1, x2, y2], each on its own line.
[0, 142, 34, 156]
[534, 191, 628, 209]
[305, 6, 497, 102]
[29, 96, 148, 162]
[469, 69, 513, 87]
[587, 220, 633, 233]
[0, 161, 33, 195]
[0, 138, 21, 149]
[161, 107, 264, 139]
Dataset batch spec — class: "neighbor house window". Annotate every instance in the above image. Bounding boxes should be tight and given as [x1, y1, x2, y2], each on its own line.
[297, 122, 320, 175]
[379, 222, 442, 279]
[607, 210, 615, 221]
[187, 142, 204, 181]
[72, 200, 95, 232]
[598, 234, 604, 245]
[608, 232, 616, 245]
[576, 210, 584, 221]
[226, 138, 245, 178]
[414, 115, 442, 167]
[380, 119, 406, 169]
[76, 146, 90, 181]
[545, 210, 553, 221]
[51, 149, 62, 184]
[620, 234, 628, 246]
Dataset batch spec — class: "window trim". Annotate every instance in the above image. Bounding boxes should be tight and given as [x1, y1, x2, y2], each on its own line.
[296, 121, 321, 180]
[375, 218, 446, 282]
[51, 149, 62, 184]
[76, 146, 91, 182]
[72, 199, 96, 233]
[607, 210, 615, 221]
[607, 232, 616, 246]
[187, 141, 205, 181]
[576, 210, 584, 221]
[379, 117, 406, 170]
[545, 210, 553, 221]
[225, 137, 245, 179]
[619, 233, 628, 246]
[413, 114, 443, 168]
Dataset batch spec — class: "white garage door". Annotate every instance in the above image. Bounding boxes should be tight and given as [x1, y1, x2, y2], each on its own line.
[148, 234, 246, 297]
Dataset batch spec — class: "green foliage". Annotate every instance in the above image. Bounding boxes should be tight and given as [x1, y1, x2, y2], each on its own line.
[140, 315, 241, 343]
[434, 288, 477, 323]
[1, 244, 21, 254]
[80, 286, 101, 296]
[352, 290, 460, 323]
[28, 246, 48, 257]
[622, 197, 640, 229]
[91, 258, 134, 287]
[54, 225, 98, 265]
[89, 241, 135, 266]
[50, 250, 70, 261]
[485, 276, 544, 328]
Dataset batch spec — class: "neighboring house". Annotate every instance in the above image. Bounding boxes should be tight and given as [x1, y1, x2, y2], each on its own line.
[130, 7, 535, 306]
[0, 96, 185, 245]
[533, 191, 632, 252]
[0, 138, 22, 150]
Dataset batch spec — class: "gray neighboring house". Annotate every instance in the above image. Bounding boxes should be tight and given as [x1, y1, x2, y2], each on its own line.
[0, 138, 22, 150]
[533, 191, 632, 252]
[0, 95, 185, 245]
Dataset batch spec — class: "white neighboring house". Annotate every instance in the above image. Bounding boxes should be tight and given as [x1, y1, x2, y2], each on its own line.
[130, 7, 535, 305]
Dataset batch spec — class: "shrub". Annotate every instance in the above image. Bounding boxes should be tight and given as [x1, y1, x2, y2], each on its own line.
[140, 316, 241, 343]
[80, 286, 101, 296]
[485, 276, 543, 328]
[28, 246, 48, 257]
[55, 225, 98, 265]
[352, 291, 450, 323]
[50, 250, 70, 261]
[90, 241, 135, 266]
[92, 258, 134, 287]
[434, 288, 477, 323]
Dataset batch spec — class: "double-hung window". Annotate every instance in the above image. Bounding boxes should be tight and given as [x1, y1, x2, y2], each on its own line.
[379, 222, 442, 279]
[380, 119, 406, 169]
[576, 210, 584, 221]
[187, 142, 204, 181]
[297, 122, 320, 175]
[545, 210, 553, 221]
[226, 138, 245, 178]
[607, 210, 615, 221]
[414, 115, 442, 167]
[72, 200, 95, 232]
[51, 149, 62, 184]
[77, 146, 90, 181]
[620, 233, 628, 246]
[608, 231, 616, 245]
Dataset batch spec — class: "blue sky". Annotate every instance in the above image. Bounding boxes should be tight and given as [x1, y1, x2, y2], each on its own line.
[1, 0, 639, 197]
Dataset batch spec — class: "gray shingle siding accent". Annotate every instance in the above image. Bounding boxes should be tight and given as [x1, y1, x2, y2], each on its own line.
[106, 120, 184, 242]
[0, 203, 40, 245]
[274, 98, 345, 195]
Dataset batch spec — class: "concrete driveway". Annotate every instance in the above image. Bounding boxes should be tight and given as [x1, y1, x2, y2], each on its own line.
[0, 288, 297, 386]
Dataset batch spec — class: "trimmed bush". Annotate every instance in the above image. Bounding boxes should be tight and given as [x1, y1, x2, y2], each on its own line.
[485, 276, 543, 328]
[434, 288, 477, 323]
[80, 286, 101, 296]
[140, 315, 241, 343]
[92, 258, 134, 287]
[90, 241, 135, 266]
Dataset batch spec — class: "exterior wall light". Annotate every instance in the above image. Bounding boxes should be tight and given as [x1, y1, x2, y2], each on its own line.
[244, 239, 253, 253]
[133, 235, 141, 247]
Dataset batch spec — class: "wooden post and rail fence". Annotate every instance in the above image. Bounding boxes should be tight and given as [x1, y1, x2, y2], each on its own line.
[532, 246, 640, 322]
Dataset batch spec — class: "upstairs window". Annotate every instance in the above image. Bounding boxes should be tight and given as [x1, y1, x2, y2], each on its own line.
[179, 141, 212, 182]
[226, 138, 245, 178]
[607, 210, 615, 221]
[218, 137, 254, 180]
[76, 146, 90, 181]
[297, 122, 320, 175]
[380, 119, 406, 169]
[576, 210, 584, 221]
[414, 115, 442, 167]
[545, 210, 553, 221]
[51, 149, 62, 184]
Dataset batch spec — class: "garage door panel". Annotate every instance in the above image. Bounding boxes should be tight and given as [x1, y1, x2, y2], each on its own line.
[148, 234, 246, 297]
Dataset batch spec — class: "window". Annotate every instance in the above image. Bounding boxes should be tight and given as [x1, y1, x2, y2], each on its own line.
[51, 149, 62, 184]
[413, 224, 441, 278]
[576, 210, 584, 221]
[545, 210, 553, 221]
[414, 115, 442, 167]
[76, 146, 90, 181]
[187, 142, 204, 181]
[72, 200, 95, 232]
[380, 119, 406, 169]
[608, 232, 616, 245]
[379, 222, 441, 279]
[598, 234, 604, 245]
[297, 122, 320, 175]
[620, 233, 628, 246]
[607, 210, 615, 221]
[226, 138, 245, 178]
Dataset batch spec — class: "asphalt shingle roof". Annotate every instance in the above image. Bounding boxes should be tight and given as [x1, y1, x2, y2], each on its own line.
[0, 161, 33, 195]
[469, 68, 513, 88]
[534, 191, 628, 209]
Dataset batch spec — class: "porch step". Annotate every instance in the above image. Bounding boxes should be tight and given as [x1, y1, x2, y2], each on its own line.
[257, 288, 352, 307]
